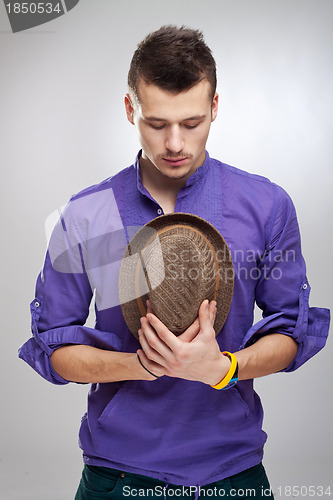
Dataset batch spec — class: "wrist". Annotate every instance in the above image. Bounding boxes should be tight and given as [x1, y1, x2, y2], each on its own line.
[210, 351, 239, 390]
[209, 352, 231, 386]
[136, 351, 161, 380]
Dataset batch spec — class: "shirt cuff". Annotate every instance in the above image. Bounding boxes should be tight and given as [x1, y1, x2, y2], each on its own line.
[18, 325, 124, 385]
[240, 284, 330, 372]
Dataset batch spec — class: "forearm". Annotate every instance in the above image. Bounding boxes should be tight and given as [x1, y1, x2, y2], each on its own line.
[234, 333, 298, 381]
[50, 345, 154, 383]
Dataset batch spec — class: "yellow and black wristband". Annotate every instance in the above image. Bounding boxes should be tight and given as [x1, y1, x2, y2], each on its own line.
[210, 351, 238, 390]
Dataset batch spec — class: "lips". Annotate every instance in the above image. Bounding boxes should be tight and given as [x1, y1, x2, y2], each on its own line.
[163, 157, 188, 166]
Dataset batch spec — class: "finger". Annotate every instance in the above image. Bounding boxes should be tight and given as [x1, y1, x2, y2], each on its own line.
[176, 300, 216, 343]
[178, 317, 200, 343]
[138, 328, 165, 365]
[140, 317, 173, 359]
[137, 348, 166, 377]
[145, 313, 180, 352]
[209, 300, 217, 325]
[198, 299, 215, 336]
[146, 299, 154, 315]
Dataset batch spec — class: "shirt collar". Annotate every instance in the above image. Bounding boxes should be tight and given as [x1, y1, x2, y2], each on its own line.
[135, 151, 147, 197]
[135, 150, 211, 197]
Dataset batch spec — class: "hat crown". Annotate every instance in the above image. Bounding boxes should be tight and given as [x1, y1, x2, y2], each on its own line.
[119, 213, 234, 338]
[144, 225, 219, 334]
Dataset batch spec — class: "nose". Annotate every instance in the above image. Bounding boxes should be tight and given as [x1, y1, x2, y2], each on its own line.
[165, 125, 184, 154]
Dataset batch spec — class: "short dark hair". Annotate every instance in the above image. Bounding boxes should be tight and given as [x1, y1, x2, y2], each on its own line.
[128, 25, 217, 102]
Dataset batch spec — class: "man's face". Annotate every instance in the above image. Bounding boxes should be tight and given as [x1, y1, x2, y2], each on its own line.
[125, 80, 218, 182]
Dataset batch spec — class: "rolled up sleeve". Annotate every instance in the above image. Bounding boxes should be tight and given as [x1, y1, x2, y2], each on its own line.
[18, 200, 124, 384]
[240, 184, 330, 371]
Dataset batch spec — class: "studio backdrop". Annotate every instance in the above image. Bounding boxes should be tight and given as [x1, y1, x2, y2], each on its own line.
[0, 1, 332, 499]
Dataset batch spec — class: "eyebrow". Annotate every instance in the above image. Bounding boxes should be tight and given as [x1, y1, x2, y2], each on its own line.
[144, 115, 206, 122]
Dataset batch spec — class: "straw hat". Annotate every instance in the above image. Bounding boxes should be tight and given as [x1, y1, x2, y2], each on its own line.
[119, 213, 234, 338]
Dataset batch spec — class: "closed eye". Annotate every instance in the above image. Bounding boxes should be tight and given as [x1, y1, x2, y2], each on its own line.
[149, 124, 166, 130]
[183, 119, 203, 129]
[184, 123, 199, 129]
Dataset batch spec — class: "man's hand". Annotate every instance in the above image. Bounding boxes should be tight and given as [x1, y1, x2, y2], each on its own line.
[137, 299, 230, 385]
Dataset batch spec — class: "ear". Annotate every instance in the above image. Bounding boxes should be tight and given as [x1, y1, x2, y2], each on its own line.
[124, 93, 135, 125]
[211, 92, 219, 122]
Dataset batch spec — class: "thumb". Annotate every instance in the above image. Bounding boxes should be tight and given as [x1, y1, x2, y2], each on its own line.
[209, 300, 217, 325]
[178, 317, 200, 343]
[198, 300, 216, 336]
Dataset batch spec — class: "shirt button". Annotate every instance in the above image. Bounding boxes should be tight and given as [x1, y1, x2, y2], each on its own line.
[157, 208, 163, 215]
[302, 283, 308, 290]
[34, 301, 40, 307]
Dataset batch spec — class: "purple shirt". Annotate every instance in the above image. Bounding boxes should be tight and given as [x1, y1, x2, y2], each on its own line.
[19, 151, 330, 486]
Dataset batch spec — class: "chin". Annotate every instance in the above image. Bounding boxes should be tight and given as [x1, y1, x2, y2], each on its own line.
[157, 161, 195, 178]
[161, 168, 191, 180]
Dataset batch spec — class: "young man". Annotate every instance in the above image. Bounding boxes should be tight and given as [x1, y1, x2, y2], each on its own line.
[19, 26, 329, 499]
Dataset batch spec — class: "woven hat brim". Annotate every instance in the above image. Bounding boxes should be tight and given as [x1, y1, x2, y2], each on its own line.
[119, 213, 234, 338]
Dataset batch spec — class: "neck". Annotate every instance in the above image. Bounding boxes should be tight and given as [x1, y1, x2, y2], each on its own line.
[139, 157, 189, 214]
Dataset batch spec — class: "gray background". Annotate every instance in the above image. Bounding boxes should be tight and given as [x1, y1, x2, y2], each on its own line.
[0, 0, 332, 498]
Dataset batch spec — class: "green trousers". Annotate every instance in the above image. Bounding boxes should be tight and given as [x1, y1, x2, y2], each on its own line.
[75, 462, 274, 499]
